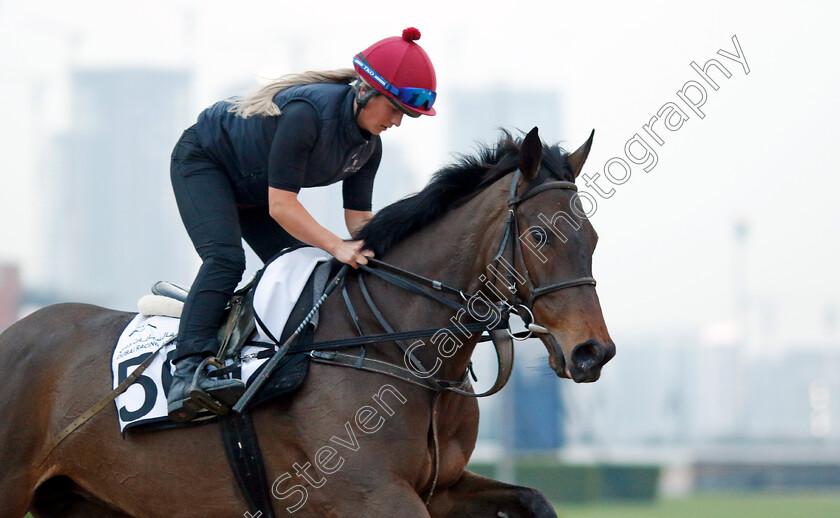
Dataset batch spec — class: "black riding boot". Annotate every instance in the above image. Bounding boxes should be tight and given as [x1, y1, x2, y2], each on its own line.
[167, 354, 246, 422]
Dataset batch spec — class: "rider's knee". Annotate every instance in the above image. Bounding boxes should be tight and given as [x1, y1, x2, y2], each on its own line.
[202, 245, 246, 273]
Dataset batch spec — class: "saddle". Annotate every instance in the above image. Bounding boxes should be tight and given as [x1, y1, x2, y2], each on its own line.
[149, 274, 262, 364]
[132, 255, 337, 426]
[143, 257, 338, 518]
[148, 273, 262, 365]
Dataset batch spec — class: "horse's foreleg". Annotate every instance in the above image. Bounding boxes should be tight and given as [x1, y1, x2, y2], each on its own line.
[0, 484, 32, 518]
[426, 470, 557, 518]
[310, 480, 432, 518]
[0, 469, 38, 518]
[362, 491, 432, 518]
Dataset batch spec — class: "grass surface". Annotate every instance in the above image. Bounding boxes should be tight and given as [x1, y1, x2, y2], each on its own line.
[556, 493, 840, 518]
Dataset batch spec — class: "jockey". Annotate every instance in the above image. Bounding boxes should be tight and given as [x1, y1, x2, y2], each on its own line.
[167, 28, 438, 422]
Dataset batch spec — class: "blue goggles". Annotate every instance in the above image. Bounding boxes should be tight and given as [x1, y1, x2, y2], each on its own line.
[353, 55, 437, 112]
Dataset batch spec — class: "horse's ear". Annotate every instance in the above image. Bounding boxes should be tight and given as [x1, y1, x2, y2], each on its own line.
[519, 127, 543, 180]
[567, 129, 595, 179]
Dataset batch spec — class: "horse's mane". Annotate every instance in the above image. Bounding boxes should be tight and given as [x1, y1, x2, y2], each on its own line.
[356, 130, 574, 256]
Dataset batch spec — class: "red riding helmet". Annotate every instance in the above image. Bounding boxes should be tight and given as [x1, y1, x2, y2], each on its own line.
[353, 27, 437, 116]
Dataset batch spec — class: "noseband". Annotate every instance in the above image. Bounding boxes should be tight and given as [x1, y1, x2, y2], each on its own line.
[299, 167, 598, 398]
[490, 169, 597, 339]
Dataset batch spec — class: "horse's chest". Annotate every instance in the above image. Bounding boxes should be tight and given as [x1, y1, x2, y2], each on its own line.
[432, 396, 481, 487]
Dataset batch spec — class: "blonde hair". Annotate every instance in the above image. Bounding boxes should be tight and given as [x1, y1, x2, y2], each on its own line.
[227, 68, 360, 118]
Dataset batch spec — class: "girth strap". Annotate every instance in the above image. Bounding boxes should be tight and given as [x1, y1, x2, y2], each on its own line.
[219, 410, 276, 518]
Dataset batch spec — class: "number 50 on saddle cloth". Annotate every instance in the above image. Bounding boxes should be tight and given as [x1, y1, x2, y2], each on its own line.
[111, 246, 335, 432]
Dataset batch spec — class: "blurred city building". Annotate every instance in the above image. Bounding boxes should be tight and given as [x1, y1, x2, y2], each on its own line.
[444, 90, 840, 493]
[43, 67, 197, 311]
[0, 263, 21, 330]
[561, 337, 840, 447]
[445, 87, 565, 162]
[444, 87, 566, 457]
[14, 66, 839, 495]
[297, 141, 422, 238]
[557, 335, 840, 494]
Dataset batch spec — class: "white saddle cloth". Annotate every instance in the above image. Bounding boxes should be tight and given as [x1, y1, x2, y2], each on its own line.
[112, 247, 332, 431]
[253, 247, 332, 343]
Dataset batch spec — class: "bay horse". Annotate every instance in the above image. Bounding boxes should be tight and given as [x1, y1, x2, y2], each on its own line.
[0, 127, 614, 518]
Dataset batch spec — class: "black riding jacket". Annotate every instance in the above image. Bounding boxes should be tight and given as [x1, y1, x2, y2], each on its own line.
[192, 83, 381, 210]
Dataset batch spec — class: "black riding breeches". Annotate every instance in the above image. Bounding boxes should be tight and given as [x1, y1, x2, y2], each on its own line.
[170, 127, 302, 361]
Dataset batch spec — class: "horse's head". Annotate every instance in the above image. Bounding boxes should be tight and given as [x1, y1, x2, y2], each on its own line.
[498, 128, 615, 383]
[356, 127, 614, 383]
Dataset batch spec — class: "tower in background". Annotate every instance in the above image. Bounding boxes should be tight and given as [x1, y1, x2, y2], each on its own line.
[445, 87, 566, 457]
[45, 68, 197, 311]
[445, 87, 563, 160]
[0, 264, 21, 331]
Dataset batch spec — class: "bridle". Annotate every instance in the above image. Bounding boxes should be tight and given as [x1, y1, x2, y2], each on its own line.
[299, 167, 598, 397]
[39, 167, 602, 506]
[489, 168, 597, 339]
[304, 167, 601, 504]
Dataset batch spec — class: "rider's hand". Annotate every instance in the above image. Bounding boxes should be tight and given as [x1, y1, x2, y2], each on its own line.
[331, 240, 374, 268]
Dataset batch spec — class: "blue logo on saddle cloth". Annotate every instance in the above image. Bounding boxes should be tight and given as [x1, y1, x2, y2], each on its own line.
[111, 314, 271, 432]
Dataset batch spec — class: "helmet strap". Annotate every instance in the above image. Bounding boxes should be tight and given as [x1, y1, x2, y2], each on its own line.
[353, 79, 378, 120]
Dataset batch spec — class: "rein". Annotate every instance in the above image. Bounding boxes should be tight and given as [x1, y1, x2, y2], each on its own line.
[300, 264, 513, 398]
[307, 168, 597, 398]
[303, 167, 599, 505]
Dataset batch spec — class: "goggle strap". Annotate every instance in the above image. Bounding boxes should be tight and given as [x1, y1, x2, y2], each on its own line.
[354, 55, 435, 111]
[354, 86, 379, 120]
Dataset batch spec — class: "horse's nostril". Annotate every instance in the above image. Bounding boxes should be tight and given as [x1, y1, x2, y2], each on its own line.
[571, 341, 605, 371]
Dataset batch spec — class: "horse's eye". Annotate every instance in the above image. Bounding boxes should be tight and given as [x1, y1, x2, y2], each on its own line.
[530, 228, 549, 243]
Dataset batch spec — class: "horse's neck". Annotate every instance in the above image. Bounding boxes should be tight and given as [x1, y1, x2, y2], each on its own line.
[362, 181, 511, 380]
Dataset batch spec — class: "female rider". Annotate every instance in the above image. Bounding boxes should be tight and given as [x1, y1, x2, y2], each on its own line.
[167, 27, 437, 422]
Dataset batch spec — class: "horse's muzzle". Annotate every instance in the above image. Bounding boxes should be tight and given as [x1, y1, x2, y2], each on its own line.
[569, 339, 615, 382]
[547, 335, 615, 383]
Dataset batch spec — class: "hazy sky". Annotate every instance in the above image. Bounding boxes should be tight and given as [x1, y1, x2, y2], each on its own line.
[1, 0, 838, 348]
